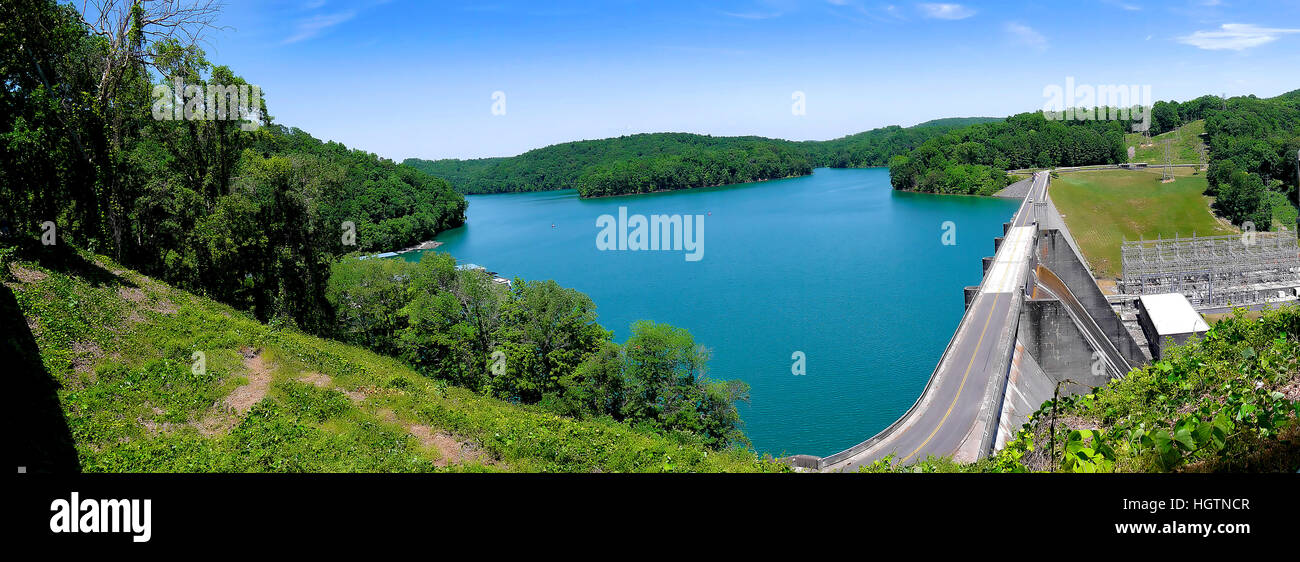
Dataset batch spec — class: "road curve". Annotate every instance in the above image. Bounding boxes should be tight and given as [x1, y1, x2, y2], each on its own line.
[815, 172, 1049, 472]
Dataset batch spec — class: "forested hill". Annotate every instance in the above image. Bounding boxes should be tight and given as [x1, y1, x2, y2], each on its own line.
[800, 117, 1004, 169]
[1202, 92, 1300, 230]
[403, 133, 809, 195]
[402, 118, 999, 196]
[574, 142, 813, 198]
[888, 111, 1130, 195]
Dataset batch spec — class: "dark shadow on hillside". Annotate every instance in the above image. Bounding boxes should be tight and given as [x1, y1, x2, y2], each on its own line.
[3, 284, 81, 473]
[14, 239, 136, 289]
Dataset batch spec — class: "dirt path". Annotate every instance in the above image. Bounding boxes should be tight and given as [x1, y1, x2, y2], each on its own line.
[224, 349, 272, 414]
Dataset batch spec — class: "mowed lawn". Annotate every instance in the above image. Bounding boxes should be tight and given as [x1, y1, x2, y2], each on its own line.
[1050, 168, 1237, 280]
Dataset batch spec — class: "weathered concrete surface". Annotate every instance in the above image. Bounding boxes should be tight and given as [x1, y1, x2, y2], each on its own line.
[1017, 298, 1111, 389]
[994, 339, 1054, 450]
[1036, 228, 1147, 367]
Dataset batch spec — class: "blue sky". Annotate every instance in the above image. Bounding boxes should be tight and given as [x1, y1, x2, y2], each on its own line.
[194, 0, 1300, 160]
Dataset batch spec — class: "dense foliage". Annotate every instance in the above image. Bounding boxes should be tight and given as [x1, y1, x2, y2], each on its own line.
[326, 253, 751, 448]
[0, 0, 466, 333]
[574, 143, 812, 198]
[1202, 92, 1300, 229]
[404, 119, 999, 197]
[888, 111, 1129, 195]
[403, 133, 808, 195]
[1147, 95, 1224, 136]
[802, 117, 1003, 169]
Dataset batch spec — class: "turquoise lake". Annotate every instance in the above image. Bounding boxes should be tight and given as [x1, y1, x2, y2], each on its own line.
[405, 168, 1020, 457]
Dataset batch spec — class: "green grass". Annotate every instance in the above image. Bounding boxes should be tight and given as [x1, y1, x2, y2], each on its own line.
[1125, 120, 1206, 165]
[1050, 168, 1237, 279]
[1264, 190, 1300, 229]
[9, 249, 785, 473]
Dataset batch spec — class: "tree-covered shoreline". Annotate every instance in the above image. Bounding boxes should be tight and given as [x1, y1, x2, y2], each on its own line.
[402, 118, 999, 198]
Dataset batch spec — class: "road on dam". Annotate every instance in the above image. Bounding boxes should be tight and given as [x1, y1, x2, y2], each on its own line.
[817, 172, 1049, 471]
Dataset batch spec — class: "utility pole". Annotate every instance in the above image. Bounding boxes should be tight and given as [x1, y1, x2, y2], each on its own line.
[1161, 138, 1174, 182]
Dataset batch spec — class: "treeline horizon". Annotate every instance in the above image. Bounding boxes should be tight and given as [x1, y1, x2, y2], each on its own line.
[405, 91, 1299, 227]
[401, 117, 1004, 197]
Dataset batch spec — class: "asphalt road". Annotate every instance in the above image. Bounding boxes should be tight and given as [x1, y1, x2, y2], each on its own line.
[828, 172, 1048, 471]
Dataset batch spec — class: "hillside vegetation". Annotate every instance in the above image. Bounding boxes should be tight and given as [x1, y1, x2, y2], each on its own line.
[888, 111, 1130, 196]
[1, 0, 467, 336]
[3, 0, 757, 472]
[1203, 93, 1300, 230]
[6, 247, 783, 473]
[402, 118, 1002, 196]
[1125, 120, 1207, 165]
[573, 142, 812, 198]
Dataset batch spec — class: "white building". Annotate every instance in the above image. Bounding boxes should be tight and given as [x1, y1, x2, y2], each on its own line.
[1136, 293, 1211, 359]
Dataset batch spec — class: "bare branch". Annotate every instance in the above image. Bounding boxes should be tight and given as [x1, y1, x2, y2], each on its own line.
[73, 0, 229, 103]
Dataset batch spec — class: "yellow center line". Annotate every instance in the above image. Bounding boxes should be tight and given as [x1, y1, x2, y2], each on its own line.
[899, 293, 1002, 464]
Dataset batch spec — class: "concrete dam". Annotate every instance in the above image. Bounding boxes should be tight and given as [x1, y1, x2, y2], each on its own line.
[790, 172, 1149, 471]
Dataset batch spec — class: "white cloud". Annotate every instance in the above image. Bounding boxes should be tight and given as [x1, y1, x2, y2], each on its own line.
[283, 10, 356, 44]
[917, 3, 975, 20]
[1004, 22, 1047, 50]
[824, 1, 907, 23]
[721, 11, 783, 20]
[1101, 0, 1142, 11]
[1178, 23, 1300, 51]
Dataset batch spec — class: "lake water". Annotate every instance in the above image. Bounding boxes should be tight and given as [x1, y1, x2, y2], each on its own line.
[405, 168, 1020, 456]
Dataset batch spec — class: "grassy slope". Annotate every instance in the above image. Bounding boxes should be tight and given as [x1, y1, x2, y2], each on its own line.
[8, 249, 783, 473]
[1050, 168, 1237, 279]
[1125, 120, 1206, 165]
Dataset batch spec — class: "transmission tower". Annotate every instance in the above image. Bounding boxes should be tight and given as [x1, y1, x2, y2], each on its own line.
[1161, 138, 1174, 182]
